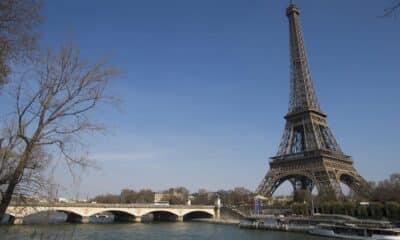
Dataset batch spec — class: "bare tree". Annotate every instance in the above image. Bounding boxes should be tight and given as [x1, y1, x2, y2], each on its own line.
[0, 0, 43, 86]
[0, 44, 117, 220]
[0, 124, 50, 202]
[370, 173, 400, 202]
[382, 1, 400, 18]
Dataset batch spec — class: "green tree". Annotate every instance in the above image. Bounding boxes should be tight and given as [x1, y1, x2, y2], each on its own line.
[385, 202, 400, 220]
[343, 201, 356, 216]
[292, 202, 309, 216]
[370, 202, 384, 219]
[331, 201, 345, 215]
[357, 205, 369, 219]
[321, 202, 333, 214]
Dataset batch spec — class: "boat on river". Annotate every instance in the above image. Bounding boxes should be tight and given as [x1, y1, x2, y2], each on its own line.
[309, 223, 400, 239]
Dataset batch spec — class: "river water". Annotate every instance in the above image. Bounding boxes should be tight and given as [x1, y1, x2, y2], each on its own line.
[0, 222, 332, 240]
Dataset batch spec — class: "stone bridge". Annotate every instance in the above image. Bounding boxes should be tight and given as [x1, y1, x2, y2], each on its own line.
[6, 203, 218, 224]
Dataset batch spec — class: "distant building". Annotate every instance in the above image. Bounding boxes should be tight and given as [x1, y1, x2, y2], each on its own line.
[58, 197, 71, 203]
[153, 192, 169, 205]
[154, 189, 188, 205]
[153, 192, 165, 203]
[263, 195, 293, 206]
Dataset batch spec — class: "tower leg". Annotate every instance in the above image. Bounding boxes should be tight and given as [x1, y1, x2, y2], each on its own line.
[338, 172, 371, 198]
[314, 170, 343, 199]
[257, 170, 280, 197]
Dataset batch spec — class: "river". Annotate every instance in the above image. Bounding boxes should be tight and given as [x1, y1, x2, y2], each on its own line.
[0, 222, 332, 240]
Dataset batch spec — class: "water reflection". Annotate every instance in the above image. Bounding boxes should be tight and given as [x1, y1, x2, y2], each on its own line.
[0, 222, 332, 240]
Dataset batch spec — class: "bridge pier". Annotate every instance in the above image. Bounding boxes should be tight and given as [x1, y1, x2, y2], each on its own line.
[177, 216, 184, 222]
[9, 216, 24, 225]
[215, 207, 220, 219]
[134, 216, 141, 223]
[81, 216, 90, 224]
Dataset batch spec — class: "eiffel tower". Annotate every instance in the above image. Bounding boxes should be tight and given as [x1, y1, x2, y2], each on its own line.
[257, 3, 369, 198]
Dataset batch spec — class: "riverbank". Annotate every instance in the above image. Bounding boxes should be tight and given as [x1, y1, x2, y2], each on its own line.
[191, 218, 240, 225]
[238, 214, 398, 236]
[239, 220, 313, 233]
[194, 217, 314, 235]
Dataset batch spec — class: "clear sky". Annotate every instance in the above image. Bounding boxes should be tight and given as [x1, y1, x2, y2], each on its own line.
[11, 0, 400, 198]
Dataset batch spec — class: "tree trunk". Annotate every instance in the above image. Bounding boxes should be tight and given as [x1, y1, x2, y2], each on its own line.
[0, 181, 18, 221]
[0, 145, 33, 220]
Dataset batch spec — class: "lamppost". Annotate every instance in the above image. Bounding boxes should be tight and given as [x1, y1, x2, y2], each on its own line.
[311, 195, 315, 216]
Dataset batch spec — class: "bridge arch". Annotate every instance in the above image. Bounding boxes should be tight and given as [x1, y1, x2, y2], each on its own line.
[140, 210, 180, 222]
[182, 210, 214, 221]
[18, 209, 85, 224]
[1, 213, 16, 224]
[51, 208, 86, 217]
[89, 209, 137, 222]
[16, 208, 84, 218]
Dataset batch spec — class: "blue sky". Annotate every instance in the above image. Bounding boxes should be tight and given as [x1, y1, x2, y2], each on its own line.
[10, 0, 400, 197]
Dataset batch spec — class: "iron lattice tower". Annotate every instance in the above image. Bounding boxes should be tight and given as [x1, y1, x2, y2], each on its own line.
[257, 3, 368, 198]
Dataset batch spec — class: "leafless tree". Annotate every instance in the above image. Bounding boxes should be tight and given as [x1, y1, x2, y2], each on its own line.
[382, 1, 400, 18]
[0, 0, 43, 87]
[0, 44, 117, 220]
[0, 124, 50, 202]
[370, 173, 400, 202]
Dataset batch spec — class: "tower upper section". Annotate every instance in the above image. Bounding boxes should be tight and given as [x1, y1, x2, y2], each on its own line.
[286, 3, 322, 116]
